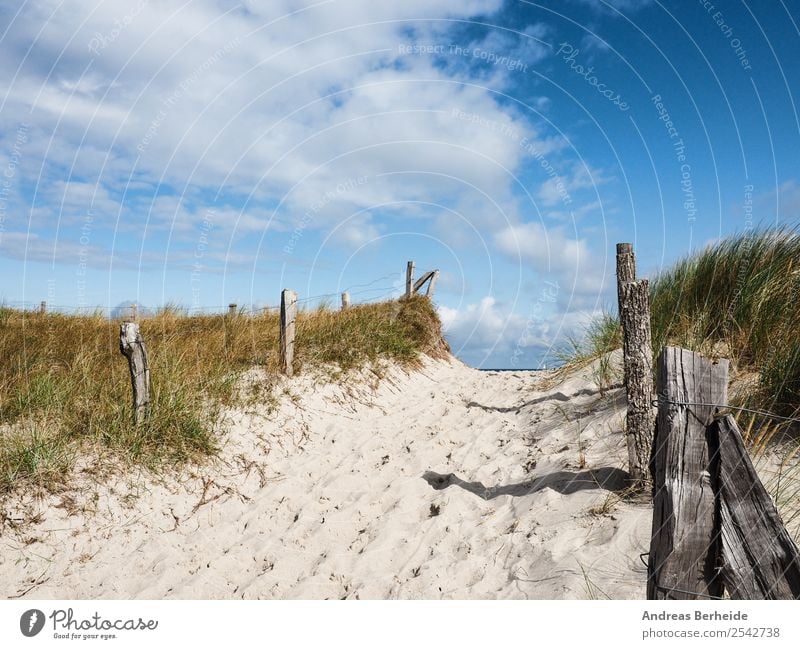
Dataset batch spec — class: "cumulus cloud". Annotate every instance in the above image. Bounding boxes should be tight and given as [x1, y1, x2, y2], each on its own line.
[494, 221, 611, 309]
[1, 0, 544, 261]
[439, 296, 529, 366]
[437, 290, 598, 368]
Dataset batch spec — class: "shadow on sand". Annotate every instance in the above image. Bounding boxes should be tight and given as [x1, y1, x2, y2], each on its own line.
[464, 383, 623, 414]
[422, 467, 629, 500]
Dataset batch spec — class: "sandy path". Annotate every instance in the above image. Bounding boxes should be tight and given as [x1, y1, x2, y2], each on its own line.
[1, 355, 651, 599]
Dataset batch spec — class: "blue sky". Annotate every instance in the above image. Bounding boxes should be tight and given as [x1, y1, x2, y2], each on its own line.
[1, 0, 799, 368]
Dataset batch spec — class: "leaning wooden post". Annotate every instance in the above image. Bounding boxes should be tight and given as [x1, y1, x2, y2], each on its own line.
[710, 415, 800, 599]
[341, 292, 350, 310]
[280, 289, 297, 377]
[119, 322, 150, 426]
[426, 270, 439, 298]
[616, 242, 635, 316]
[405, 261, 415, 299]
[619, 279, 655, 488]
[648, 347, 728, 600]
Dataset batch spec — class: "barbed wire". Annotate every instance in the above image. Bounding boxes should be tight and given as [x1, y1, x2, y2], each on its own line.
[652, 397, 800, 424]
[344, 273, 398, 291]
[1, 271, 415, 317]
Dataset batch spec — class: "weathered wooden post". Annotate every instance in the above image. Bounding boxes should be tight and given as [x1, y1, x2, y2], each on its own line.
[228, 303, 237, 316]
[405, 261, 414, 299]
[620, 279, 655, 488]
[710, 415, 800, 599]
[648, 347, 728, 600]
[616, 242, 655, 488]
[427, 270, 439, 298]
[119, 322, 150, 425]
[131, 303, 138, 322]
[39, 301, 46, 314]
[341, 292, 350, 310]
[616, 242, 635, 314]
[280, 289, 297, 377]
[412, 270, 436, 295]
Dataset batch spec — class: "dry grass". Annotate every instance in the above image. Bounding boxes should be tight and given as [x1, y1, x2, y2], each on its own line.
[0, 296, 448, 495]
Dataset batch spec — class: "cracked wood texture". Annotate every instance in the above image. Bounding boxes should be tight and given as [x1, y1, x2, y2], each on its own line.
[615, 242, 635, 317]
[648, 347, 728, 600]
[619, 279, 655, 488]
[119, 322, 150, 425]
[711, 415, 800, 599]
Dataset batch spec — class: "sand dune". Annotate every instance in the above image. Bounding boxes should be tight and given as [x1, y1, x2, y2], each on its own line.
[1, 353, 653, 599]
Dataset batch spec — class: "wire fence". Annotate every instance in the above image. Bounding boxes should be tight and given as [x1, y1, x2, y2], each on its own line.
[1, 272, 409, 319]
[653, 397, 800, 425]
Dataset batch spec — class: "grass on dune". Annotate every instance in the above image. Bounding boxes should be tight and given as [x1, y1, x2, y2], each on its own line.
[567, 226, 800, 418]
[565, 227, 800, 535]
[0, 296, 447, 495]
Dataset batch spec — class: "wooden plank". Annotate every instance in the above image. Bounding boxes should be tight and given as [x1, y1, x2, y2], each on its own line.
[341, 292, 350, 310]
[648, 346, 728, 599]
[413, 270, 435, 293]
[426, 270, 439, 298]
[280, 289, 297, 377]
[619, 279, 655, 488]
[711, 415, 800, 599]
[616, 242, 635, 320]
[405, 261, 414, 299]
[119, 322, 150, 425]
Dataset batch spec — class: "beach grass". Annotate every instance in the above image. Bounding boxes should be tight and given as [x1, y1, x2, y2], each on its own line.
[0, 296, 447, 495]
[568, 226, 800, 418]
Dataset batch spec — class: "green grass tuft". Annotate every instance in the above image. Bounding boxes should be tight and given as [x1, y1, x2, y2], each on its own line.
[567, 226, 800, 417]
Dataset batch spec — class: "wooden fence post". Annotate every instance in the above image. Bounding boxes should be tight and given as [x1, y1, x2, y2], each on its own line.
[39, 301, 46, 314]
[620, 279, 655, 488]
[280, 289, 297, 377]
[119, 322, 150, 425]
[341, 292, 350, 310]
[427, 270, 439, 298]
[616, 242, 655, 488]
[405, 261, 414, 299]
[648, 347, 728, 600]
[616, 242, 635, 316]
[228, 303, 237, 316]
[710, 415, 800, 599]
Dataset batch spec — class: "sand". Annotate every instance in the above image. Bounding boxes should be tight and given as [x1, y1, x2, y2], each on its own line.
[0, 353, 654, 599]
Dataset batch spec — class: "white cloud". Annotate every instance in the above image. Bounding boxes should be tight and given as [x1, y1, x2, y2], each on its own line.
[0, 0, 570, 262]
[437, 292, 602, 368]
[494, 221, 611, 305]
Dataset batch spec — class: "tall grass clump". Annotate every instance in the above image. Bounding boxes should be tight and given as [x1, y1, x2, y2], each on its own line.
[0, 296, 447, 494]
[567, 226, 800, 417]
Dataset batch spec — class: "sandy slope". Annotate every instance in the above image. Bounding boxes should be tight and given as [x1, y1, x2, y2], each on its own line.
[0, 354, 653, 599]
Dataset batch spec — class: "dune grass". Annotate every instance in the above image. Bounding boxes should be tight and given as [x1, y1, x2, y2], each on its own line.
[0, 296, 447, 495]
[565, 227, 800, 536]
[568, 226, 800, 418]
